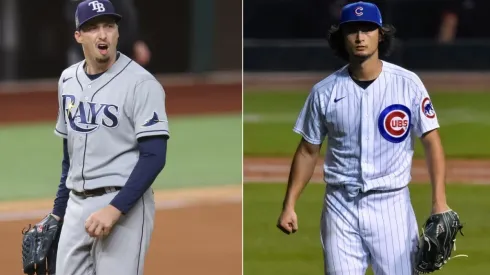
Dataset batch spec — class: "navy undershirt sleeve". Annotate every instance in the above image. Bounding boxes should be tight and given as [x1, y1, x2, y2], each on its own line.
[52, 138, 71, 219]
[110, 135, 168, 214]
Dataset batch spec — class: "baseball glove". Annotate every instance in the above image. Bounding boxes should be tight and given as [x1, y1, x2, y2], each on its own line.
[21, 214, 63, 275]
[414, 209, 467, 274]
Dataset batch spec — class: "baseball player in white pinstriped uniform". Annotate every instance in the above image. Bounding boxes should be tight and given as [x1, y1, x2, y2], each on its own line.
[276, 2, 455, 275]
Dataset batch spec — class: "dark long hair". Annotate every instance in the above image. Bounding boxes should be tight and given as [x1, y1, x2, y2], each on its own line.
[327, 23, 397, 62]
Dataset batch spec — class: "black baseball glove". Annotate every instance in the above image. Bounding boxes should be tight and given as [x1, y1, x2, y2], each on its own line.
[414, 209, 467, 274]
[21, 214, 63, 275]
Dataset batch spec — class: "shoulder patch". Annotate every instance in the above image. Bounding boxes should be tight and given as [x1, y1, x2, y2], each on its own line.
[421, 97, 436, 119]
[378, 104, 412, 143]
[142, 112, 167, 127]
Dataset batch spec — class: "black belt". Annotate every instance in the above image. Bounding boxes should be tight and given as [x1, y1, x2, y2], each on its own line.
[72, 187, 122, 198]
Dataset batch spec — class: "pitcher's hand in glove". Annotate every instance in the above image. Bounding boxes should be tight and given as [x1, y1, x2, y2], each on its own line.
[414, 209, 467, 274]
[21, 214, 63, 275]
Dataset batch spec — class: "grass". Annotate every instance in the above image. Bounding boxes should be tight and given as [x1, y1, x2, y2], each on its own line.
[0, 114, 242, 201]
[243, 183, 490, 275]
[243, 91, 490, 158]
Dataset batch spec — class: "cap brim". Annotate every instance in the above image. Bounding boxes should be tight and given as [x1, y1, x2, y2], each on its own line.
[340, 20, 382, 27]
[77, 13, 122, 29]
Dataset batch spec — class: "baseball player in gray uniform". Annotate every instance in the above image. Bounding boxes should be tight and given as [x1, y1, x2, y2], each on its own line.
[276, 2, 456, 275]
[21, 1, 169, 274]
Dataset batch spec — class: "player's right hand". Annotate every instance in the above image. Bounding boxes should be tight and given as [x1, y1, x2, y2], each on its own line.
[276, 208, 298, 235]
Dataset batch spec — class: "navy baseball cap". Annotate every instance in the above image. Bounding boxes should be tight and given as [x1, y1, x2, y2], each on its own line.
[75, 0, 122, 30]
[340, 1, 382, 27]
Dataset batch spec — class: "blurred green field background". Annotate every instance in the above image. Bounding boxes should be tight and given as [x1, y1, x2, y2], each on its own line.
[244, 183, 488, 275]
[0, 114, 242, 201]
[244, 90, 490, 158]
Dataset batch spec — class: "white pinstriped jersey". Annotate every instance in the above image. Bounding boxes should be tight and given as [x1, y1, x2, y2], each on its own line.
[294, 60, 439, 193]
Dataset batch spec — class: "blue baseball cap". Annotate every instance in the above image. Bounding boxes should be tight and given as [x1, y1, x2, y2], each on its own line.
[75, 0, 122, 30]
[340, 1, 382, 27]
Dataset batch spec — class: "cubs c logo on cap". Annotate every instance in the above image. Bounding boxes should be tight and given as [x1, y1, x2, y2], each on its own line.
[340, 1, 383, 26]
[355, 7, 364, 16]
[378, 104, 412, 143]
[421, 97, 436, 119]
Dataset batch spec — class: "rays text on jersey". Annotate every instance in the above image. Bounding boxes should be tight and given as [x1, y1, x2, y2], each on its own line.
[62, 94, 119, 133]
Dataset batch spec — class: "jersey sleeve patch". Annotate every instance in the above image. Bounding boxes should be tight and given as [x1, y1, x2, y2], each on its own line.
[135, 111, 169, 138]
[141, 112, 167, 127]
[421, 97, 436, 119]
[136, 111, 170, 138]
[132, 80, 170, 139]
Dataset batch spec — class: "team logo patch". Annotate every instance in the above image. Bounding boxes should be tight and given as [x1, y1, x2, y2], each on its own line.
[378, 104, 411, 143]
[142, 112, 167, 127]
[421, 97, 436, 119]
[355, 7, 364, 16]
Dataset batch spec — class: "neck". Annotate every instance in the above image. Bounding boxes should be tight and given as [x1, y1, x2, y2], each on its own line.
[348, 55, 382, 81]
[84, 54, 116, 75]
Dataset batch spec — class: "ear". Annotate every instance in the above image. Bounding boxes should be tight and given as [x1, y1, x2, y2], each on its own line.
[74, 31, 82, 44]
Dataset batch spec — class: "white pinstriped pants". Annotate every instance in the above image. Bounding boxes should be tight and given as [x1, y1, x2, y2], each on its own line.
[320, 184, 419, 275]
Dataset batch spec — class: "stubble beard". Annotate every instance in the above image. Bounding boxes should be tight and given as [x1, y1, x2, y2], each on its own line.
[95, 56, 110, 64]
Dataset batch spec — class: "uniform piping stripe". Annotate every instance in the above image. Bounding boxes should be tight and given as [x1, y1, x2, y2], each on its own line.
[136, 195, 145, 275]
[74, 62, 88, 190]
[90, 60, 133, 102]
[136, 129, 170, 136]
[55, 129, 67, 136]
[81, 137, 89, 191]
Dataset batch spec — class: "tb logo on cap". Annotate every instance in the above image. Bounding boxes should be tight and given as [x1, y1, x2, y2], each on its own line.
[89, 1, 106, 12]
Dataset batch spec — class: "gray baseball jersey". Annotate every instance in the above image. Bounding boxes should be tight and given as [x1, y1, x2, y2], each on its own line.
[53, 52, 168, 275]
[54, 52, 170, 192]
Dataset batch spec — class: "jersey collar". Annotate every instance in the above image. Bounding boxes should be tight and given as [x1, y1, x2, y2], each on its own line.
[76, 51, 132, 87]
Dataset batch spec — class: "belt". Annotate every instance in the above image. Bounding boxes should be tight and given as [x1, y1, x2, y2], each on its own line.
[72, 186, 122, 198]
[330, 184, 407, 197]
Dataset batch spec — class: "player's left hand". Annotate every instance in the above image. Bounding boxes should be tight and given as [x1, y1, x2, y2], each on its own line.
[414, 209, 467, 274]
[85, 205, 122, 238]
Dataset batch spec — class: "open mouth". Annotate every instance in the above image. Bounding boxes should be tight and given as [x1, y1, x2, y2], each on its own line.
[97, 44, 109, 54]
